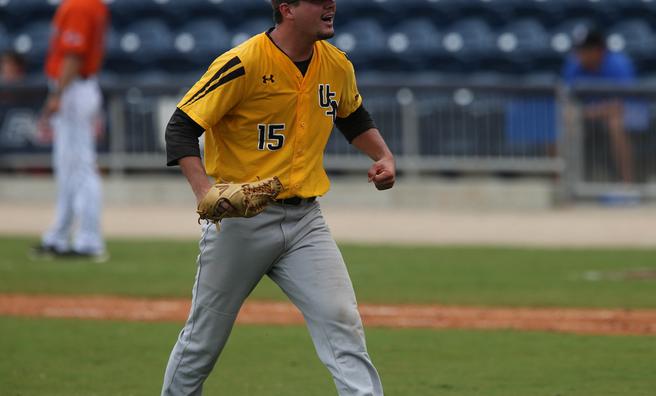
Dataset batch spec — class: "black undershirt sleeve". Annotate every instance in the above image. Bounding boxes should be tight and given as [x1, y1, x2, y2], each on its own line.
[335, 104, 377, 143]
[165, 108, 205, 166]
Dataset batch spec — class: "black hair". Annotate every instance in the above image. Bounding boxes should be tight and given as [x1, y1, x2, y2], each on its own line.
[574, 29, 606, 50]
[271, 0, 300, 24]
[1, 50, 26, 70]
[271, 0, 283, 24]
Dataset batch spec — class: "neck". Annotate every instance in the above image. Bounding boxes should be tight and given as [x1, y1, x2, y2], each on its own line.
[269, 25, 315, 62]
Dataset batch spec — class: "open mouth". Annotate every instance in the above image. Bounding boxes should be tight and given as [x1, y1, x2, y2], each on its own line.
[321, 13, 334, 24]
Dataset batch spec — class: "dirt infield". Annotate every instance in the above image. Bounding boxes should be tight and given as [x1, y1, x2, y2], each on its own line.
[3, 201, 656, 336]
[2, 294, 655, 336]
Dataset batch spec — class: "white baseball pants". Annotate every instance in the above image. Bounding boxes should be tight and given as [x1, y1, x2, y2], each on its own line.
[42, 78, 104, 255]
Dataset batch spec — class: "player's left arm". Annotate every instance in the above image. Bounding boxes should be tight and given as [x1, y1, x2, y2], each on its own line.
[335, 106, 395, 191]
[44, 11, 93, 117]
[44, 55, 81, 117]
[336, 59, 395, 190]
[352, 128, 395, 190]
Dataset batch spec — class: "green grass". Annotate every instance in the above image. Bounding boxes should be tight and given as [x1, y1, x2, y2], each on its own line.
[1, 236, 656, 308]
[0, 317, 654, 396]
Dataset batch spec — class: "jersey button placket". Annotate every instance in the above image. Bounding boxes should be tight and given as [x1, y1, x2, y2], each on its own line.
[290, 92, 307, 196]
[291, 119, 306, 193]
[297, 121, 305, 155]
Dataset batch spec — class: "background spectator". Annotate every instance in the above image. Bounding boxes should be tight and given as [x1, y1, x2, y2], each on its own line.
[0, 51, 26, 84]
[562, 28, 648, 184]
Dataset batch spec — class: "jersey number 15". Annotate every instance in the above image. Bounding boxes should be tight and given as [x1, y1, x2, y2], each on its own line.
[257, 124, 285, 151]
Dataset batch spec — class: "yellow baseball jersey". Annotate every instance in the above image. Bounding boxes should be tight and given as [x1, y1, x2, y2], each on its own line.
[177, 32, 363, 199]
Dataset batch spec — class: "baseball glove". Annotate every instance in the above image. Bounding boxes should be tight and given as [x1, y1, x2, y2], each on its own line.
[197, 176, 283, 224]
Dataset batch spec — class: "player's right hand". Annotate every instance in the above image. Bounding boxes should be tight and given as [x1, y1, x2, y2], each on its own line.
[43, 93, 61, 118]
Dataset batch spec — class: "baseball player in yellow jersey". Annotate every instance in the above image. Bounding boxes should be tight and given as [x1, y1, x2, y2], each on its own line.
[161, 0, 394, 394]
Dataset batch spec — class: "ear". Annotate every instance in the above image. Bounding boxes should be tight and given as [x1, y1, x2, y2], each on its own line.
[279, 3, 296, 21]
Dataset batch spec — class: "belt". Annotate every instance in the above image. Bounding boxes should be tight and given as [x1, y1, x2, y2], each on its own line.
[274, 196, 317, 205]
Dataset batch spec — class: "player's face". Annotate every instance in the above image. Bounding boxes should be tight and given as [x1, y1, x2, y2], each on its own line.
[576, 47, 605, 72]
[292, 0, 337, 40]
[1, 58, 23, 83]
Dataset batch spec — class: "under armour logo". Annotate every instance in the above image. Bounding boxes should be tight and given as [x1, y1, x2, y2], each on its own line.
[262, 74, 275, 84]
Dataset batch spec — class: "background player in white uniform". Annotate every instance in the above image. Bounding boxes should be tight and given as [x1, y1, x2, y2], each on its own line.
[162, 0, 395, 394]
[32, 0, 109, 261]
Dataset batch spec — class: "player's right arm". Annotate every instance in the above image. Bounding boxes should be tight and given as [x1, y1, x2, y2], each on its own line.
[179, 157, 212, 205]
[165, 53, 247, 204]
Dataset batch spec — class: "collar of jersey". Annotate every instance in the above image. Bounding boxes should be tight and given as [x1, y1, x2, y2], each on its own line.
[264, 28, 320, 85]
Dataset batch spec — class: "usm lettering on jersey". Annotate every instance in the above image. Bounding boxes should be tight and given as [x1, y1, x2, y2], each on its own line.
[177, 33, 363, 199]
[318, 84, 338, 122]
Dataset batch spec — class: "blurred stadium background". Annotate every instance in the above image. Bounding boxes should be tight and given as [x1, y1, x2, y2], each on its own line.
[3, 0, 656, 209]
[2, 2, 656, 395]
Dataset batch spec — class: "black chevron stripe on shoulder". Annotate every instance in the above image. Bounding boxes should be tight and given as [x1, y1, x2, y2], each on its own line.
[182, 56, 242, 107]
[193, 67, 246, 103]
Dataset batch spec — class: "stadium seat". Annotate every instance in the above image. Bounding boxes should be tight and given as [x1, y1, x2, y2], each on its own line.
[606, 19, 656, 73]
[559, 0, 619, 27]
[106, 0, 177, 28]
[454, 0, 514, 28]
[190, 0, 272, 28]
[332, 19, 390, 71]
[440, 18, 498, 73]
[549, 18, 597, 55]
[0, 24, 9, 54]
[612, 0, 656, 23]
[335, 0, 397, 26]
[11, 20, 51, 73]
[387, 0, 461, 25]
[173, 19, 231, 71]
[230, 0, 273, 18]
[178, 0, 250, 28]
[494, 19, 557, 74]
[112, 19, 176, 73]
[230, 18, 272, 48]
[386, 18, 444, 71]
[0, 0, 57, 30]
[103, 27, 123, 72]
[172, 0, 221, 21]
[158, 0, 201, 26]
[505, 0, 565, 26]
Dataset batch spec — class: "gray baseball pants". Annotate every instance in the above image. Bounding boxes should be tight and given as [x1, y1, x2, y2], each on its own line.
[161, 200, 383, 396]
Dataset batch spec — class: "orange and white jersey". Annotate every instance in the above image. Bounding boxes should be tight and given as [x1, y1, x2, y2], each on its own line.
[45, 0, 108, 79]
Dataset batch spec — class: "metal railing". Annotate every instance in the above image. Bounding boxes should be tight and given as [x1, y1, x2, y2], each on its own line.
[2, 80, 655, 201]
[563, 84, 656, 200]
